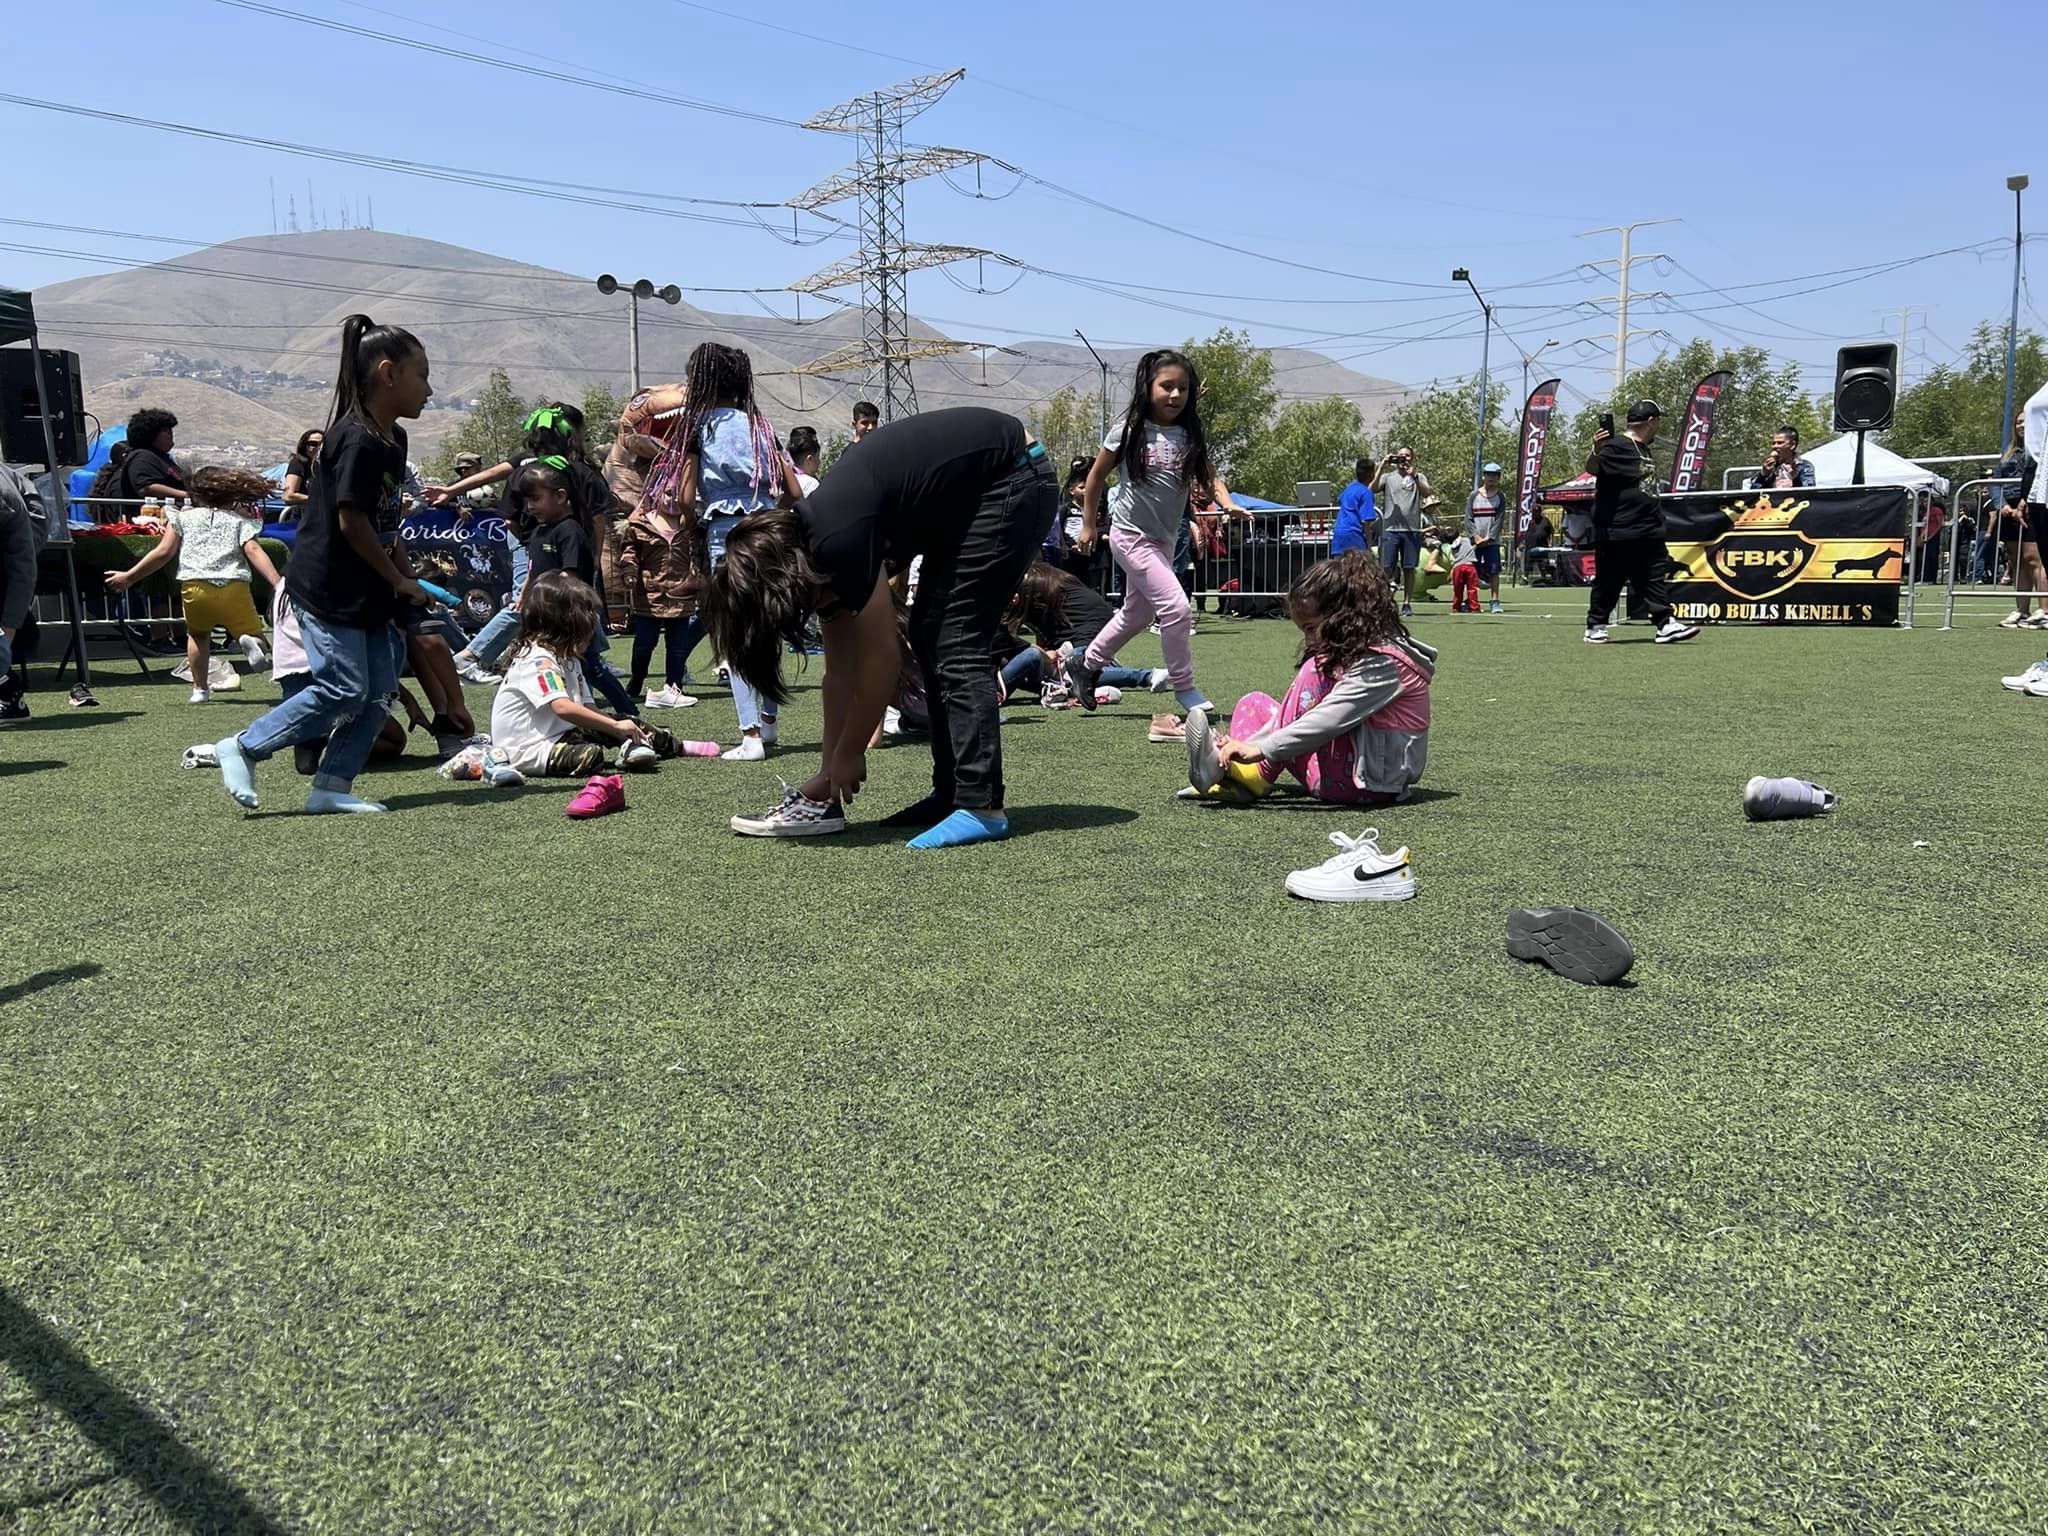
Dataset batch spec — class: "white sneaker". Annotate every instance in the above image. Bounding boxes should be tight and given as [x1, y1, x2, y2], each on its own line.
[1094, 685, 1123, 706]
[881, 706, 904, 739]
[1285, 828, 1417, 902]
[2000, 660, 2048, 692]
[181, 743, 217, 768]
[2028, 675, 2048, 699]
[238, 633, 268, 669]
[1999, 610, 2026, 629]
[731, 779, 847, 837]
[1147, 667, 1171, 692]
[722, 735, 766, 762]
[188, 687, 211, 704]
[1654, 618, 1700, 644]
[1583, 626, 1610, 644]
[760, 717, 779, 746]
[454, 652, 502, 685]
[619, 739, 660, 770]
[644, 684, 698, 709]
[2028, 612, 2048, 630]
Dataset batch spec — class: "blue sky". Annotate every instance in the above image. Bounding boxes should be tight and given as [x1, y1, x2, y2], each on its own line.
[4, 0, 2039, 415]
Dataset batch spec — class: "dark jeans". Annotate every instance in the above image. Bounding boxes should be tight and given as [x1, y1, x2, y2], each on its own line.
[581, 632, 639, 718]
[629, 614, 693, 691]
[909, 457, 1058, 810]
[1587, 539, 1673, 628]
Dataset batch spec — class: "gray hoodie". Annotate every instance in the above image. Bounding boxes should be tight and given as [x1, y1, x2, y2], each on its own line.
[1252, 635, 1436, 797]
[0, 463, 44, 636]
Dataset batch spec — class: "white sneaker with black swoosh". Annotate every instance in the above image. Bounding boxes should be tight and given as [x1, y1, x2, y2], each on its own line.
[1285, 828, 1416, 903]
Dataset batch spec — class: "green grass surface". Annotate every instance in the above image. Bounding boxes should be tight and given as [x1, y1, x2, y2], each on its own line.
[6, 602, 2048, 1533]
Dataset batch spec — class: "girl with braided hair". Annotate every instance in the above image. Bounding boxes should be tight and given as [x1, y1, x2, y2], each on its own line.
[642, 342, 802, 761]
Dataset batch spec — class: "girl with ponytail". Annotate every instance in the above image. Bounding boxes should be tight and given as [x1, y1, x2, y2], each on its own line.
[212, 314, 434, 814]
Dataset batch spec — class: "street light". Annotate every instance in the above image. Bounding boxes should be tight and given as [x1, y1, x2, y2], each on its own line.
[1452, 267, 1493, 493]
[596, 273, 682, 393]
[1074, 329, 1109, 444]
[1520, 337, 1561, 413]
[2001, 175, 2028, 449]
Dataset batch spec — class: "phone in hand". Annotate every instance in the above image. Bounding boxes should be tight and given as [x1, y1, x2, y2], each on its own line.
[1598, 412, 1615, 435]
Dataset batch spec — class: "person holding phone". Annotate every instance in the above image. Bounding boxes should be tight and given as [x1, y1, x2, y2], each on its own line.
[1582, 400, 1698, 646]
[1371, 447, 1433, 615]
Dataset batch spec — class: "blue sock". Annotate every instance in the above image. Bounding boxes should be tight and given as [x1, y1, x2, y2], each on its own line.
[906, 807, 1008, 849]
[1174, 688, 1214, 713]
[215, 736, 257, 808]
[304, 788, 388, 814]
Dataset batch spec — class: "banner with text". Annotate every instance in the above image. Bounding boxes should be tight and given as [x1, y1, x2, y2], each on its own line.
[1663, 484, 1909, 624]
[1667, 369, 1732, 495]
[1515, 377, 1561, 536]
[395, 508, 517, 632]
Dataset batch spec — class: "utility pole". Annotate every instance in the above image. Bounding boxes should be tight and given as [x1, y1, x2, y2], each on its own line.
[2001, 174, 2029, 447]
[1894, 305, 1919, 389]
[786, 71, 991, 420]
[1075, 329, 1110, 443]
[1452, 267, 1493, 492]
[1579, 219, 1674, 394]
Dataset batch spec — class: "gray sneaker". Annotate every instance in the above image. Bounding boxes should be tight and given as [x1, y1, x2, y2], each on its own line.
[1505, 906, 1635, 986]
[1743, 775, 1838, 821]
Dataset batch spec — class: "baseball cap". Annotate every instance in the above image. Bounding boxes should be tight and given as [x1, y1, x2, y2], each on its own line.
[453, 451, 483, 468]
[1625, 399, 1664, 423]
[1481, 460, 1502, 474]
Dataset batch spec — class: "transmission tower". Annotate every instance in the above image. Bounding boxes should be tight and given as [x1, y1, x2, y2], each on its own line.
[787, 70, 990, 419]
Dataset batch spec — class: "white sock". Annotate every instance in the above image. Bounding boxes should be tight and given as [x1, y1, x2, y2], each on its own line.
[722, 736, 765, 762]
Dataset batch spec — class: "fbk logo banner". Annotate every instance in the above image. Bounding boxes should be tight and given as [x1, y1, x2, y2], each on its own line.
[1661, 485, 1909, 625]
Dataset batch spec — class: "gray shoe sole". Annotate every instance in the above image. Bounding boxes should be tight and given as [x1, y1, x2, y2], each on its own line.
[1504, 906, 1634, 985]
[1185, 708, 1222, 791]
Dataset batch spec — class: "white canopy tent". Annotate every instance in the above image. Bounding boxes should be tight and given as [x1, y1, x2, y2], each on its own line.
[1802, 434, 1949, 495]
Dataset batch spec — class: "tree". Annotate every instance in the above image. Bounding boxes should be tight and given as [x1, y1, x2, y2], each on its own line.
[1026, 385, 1102, 477]
[426, 368, 530, 478]
[1885, 321, 2046, 461]
[579, 383, 623, 453]
[1182, 327, 1276, 476]
[1232, 397, 1370, 503]
[1561, 339, 1827, 493]
[821, 430, 850, 472]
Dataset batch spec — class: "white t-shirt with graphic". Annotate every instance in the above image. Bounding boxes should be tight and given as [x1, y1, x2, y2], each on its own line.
[169, 505, 260, 583]
[490, 644, 590, 773]
[1104, 420, 1192, 544]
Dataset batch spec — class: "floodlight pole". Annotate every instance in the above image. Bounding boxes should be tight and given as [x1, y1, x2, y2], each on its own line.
[2000, 174, 2028, 451]
[1453, 267, 1492, 492]
[597, 275, 682, 394]
[1075, 329, 1109, 442]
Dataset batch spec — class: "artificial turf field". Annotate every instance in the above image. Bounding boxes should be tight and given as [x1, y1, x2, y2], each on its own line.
[5, 599, 2048, 1534]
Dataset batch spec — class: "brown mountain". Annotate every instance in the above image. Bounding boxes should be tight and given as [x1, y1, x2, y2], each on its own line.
[33, 230, 1414, 464]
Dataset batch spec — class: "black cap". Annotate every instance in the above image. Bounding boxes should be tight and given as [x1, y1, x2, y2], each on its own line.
[1626, 398, 1664, 424]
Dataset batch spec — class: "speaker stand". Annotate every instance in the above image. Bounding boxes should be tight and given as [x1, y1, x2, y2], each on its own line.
[1852, 430, 1867, 487]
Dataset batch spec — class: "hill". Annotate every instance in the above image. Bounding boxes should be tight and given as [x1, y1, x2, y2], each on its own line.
[34, 230, 1415, 465]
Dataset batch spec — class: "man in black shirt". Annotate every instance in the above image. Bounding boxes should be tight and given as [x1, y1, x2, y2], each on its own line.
[116, 408, 187, 506]
[1583, 400, 1698, 645]
[705, 406, 1057, 846]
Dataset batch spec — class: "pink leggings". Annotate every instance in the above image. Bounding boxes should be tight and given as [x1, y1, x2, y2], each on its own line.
[1229, 658, 1385, 804]
[1082, 525, 1195, 689]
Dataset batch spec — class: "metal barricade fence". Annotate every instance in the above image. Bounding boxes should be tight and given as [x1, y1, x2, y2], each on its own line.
[28, 496, 257, 661]
[1937, 477, 2037, 629]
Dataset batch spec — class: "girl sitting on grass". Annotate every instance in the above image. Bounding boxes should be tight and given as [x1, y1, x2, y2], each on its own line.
[1183, 550, 1435, 805]
[488, 571, 678, 778]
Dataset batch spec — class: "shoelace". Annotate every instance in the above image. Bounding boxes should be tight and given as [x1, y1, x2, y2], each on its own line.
[1321, 828, 1384, 866]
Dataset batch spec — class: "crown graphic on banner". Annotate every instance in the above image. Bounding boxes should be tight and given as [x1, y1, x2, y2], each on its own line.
[1728, 495, 1806, 530]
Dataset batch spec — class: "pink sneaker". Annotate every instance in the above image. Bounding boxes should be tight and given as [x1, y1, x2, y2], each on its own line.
[565, 773, 625, 819]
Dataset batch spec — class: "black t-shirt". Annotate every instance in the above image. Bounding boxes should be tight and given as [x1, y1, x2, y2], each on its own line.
[802, 407, 1027, 613]
[527, 515, 594, 587]
[119, 447, 185, 502]
[285, 415, 410, 628]
[1591, 432, 1663, 542]
[1034, 582, 1115, 651]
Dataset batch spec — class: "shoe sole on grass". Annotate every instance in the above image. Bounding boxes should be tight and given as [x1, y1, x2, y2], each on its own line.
[1504, 906, 1634, 985]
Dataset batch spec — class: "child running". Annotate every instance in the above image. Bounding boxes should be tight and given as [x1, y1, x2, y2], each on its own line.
[214, 314, 434, 814]
[1183, 551, 1435, 805]
[106, 466, 280, 702]
[1068, 349, 1232, 718]
[643, 342, 800, 761]
[489, 571, 678, 777]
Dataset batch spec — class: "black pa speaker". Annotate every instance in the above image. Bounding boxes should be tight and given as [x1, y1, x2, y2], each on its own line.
[0, 347, 86, 465]
[1832, 342, 1898, 433]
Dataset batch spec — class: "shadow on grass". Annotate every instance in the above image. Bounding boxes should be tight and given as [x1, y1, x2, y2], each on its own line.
[0, 963, 102, 1008]
[7, 711, 143, 732]
[0, 759, 65, 778]
[0, 1290, 285, 1531]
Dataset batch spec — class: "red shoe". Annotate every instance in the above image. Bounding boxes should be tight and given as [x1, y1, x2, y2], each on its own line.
[565, 773, 625, 819]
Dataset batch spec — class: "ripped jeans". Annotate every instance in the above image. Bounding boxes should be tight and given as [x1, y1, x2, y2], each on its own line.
[236, 610, 403, 794]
